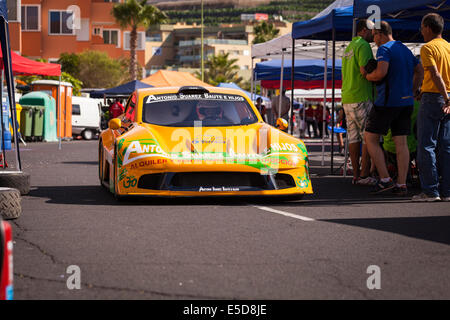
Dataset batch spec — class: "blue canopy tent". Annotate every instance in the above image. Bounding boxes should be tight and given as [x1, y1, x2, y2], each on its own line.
[90, 80, 153, 98]
[0, 0, 21, 171]
[254, 59, 342, 84]
[292, 6, 433, 42]
[353, 0, 450, 20]
[216, 82, 270, 103]
[353, 0, 450, 39]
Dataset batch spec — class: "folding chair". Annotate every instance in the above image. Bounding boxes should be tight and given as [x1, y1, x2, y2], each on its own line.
[328, 126, 349, 177]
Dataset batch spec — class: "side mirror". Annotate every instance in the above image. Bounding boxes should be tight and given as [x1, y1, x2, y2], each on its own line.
[108, 118, 121, 130]
[276, 118, 288, 131]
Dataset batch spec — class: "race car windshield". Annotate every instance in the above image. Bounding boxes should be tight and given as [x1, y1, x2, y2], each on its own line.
[142, 93, 258, 127]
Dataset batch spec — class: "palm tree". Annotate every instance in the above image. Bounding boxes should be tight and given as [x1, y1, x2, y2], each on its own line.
[252, 21, 280, 44]
[197, 52, 243, 86]
[112, 0, 167, 80]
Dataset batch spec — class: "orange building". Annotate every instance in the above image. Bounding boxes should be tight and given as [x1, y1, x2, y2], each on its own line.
[8, 0, 145, 67]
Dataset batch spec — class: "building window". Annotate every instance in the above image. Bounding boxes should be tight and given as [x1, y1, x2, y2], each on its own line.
[8, 0, 20, 22]
[21, 5, 40, 31]
[49, 10, 74, 35]
[104, 0, 120, 2]
[93, 27, 102, 36]
[103, 30, 119, 47]
[123, 32, 145, 51]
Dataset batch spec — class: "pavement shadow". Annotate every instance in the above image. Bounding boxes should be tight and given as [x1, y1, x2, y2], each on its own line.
[27, 185, 119, 206]
[320, 216, 450, 246]
[25, 175, 421, 207]
[26, 185, 299, 207]
[280, 176, 423, 206]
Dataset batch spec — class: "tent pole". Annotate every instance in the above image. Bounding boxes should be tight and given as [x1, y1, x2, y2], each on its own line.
[250, 58, 254, 103]
[58, 75, 62, 150]
[278, 49, 285, 122]
[0, 17, 21, 171]
[0, 70, 5, 168]
[321, 41, 328, 167]
[352, 18, 357, 37]
[331, 27, 336, 175]
[289, 39, 295, 135]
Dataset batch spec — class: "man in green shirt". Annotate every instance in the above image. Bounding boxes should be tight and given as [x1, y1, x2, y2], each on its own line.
[342, 19, 375, 185]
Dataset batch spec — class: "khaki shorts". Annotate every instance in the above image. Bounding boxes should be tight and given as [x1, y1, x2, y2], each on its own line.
[343, 101, 373, 144]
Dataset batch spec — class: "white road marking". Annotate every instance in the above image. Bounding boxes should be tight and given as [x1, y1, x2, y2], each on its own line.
[253, 205, 316, 222]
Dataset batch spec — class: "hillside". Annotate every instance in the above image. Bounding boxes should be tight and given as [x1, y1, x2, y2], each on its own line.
[151, 0, 335, 25]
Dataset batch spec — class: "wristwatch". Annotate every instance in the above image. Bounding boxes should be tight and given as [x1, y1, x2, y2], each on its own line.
[414, 90, 421, 98]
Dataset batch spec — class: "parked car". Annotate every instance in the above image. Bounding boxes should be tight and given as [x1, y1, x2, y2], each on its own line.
[0, 218, 13, 300]
[72, 96, 101, 140]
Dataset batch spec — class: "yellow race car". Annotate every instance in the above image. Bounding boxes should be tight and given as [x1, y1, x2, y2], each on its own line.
[98, 86, 313, 199]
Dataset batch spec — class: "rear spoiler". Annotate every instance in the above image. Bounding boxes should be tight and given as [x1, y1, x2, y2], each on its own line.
[178, 86, 210, 95]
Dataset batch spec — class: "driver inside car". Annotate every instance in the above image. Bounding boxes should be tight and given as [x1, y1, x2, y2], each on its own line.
[196, 101, 224, 121]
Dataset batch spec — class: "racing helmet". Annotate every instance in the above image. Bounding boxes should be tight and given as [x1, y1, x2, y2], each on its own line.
[196, 101, 223, 120]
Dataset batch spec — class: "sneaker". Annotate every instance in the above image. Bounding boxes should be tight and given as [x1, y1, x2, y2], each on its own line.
[352, 177, 360, 185]
[411, 193, 441, 202]
[392, 185, 408, 196]
[441, 196, 450, 202]
[370, 179, 395, 194]
[357, 176, 378, 186]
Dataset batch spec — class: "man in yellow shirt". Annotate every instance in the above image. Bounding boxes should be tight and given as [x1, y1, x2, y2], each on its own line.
[413, 13, 450, 202]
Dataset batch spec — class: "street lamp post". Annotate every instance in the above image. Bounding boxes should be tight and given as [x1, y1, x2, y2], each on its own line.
[201, 0, 204, 82]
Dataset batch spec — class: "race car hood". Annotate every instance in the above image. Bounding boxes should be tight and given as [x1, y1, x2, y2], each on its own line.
[116, 122, 308, 171]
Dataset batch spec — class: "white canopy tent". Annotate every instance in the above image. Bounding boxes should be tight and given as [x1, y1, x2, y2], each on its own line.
[287, 89, 342, 101]
[313, 0, 354, 19]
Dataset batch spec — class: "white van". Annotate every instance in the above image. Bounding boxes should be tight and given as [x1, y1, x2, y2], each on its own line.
[72, 96, 101, 140]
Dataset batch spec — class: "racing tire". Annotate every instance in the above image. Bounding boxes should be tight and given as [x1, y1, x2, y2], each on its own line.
[113, 145, 121, 201]
[82, 129, 94, 140]
[0, 172, 30, 195]
[0, 187, 21, 220]
[98, 141, 104, 183]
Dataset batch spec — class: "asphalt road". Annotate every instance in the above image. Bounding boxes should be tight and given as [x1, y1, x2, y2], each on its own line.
[9, 139, 450, 299]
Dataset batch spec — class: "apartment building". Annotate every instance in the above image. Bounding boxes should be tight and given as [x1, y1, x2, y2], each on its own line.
[145, 21, 291, 79]
[8, 0, 145, 66]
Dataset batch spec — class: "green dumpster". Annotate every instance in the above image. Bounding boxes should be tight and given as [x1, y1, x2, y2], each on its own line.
[19, 92, 58, 142]
[32, 106, 45, 140]
[20, 105, 34, 140]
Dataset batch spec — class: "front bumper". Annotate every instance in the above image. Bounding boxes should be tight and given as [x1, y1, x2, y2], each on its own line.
[115, 168, 313, 197]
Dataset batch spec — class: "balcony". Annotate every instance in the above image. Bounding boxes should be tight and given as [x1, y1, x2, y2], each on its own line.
[179, 55, 201, 62]
[146, 36, 162, 42]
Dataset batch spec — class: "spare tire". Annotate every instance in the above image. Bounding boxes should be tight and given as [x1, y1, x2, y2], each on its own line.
[0, 172, 30, 195]
[0, 188, 21, 220]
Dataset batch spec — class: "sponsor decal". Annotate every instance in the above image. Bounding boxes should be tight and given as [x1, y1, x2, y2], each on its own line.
[296, 176, 310, 188]
[192, 135, 226, 145]
[199, 186, 240, 192]
[118, 139, 309, 173]
[130, 159, 168, 169]
[118, 167, 128, 182]
[270, 143, 299, 152]
[145, 93, 245, 104]
[122, 140, 168, 166]
[123, 176, 137, 189]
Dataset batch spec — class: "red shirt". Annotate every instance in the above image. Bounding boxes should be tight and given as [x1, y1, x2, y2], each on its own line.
[109, 102, 124, 119]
